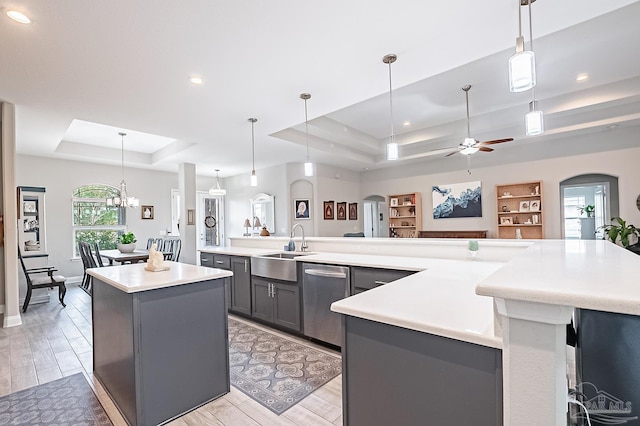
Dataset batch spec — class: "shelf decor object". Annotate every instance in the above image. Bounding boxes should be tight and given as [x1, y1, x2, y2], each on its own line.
[496, 180, 544, 239]
[387, 192, 422, 238]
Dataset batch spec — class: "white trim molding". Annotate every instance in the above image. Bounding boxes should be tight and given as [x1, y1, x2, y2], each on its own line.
[3, 314, 22, 328]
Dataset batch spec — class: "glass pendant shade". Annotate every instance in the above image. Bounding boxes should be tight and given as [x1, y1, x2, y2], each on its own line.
[209, 169, 227, 195]
[250, 170, 258, 187]
[509, 50, 536, 93]
[304, 161, 314, 177]
[386, 142, 399, 161]
[106, 132, 139, 208]
[525, 101, 544, 136]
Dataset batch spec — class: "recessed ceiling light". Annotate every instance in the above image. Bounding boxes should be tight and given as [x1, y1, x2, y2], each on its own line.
[189, 76, 204, 85]
[576, 73, 589, 82]
[6, 10, 31, 24]
[403, 121, 411, 127]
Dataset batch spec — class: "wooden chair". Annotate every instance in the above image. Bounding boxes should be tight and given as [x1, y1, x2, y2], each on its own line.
[18, 247, 66, 312]
[93, 242, 106, 267]
[78, 241, 97, 294]
[162, 238, 182, 261]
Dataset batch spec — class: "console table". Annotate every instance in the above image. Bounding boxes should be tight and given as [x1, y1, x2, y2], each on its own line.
[418, 230, 487, 238]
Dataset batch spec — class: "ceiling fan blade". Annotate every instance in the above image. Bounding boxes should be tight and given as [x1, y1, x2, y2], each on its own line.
[479, 147, 494, 152]
[445, 150, 460, 157]
[479, 138, 514, 145]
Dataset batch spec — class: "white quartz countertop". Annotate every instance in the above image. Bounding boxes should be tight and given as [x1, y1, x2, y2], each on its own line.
[87, 261, 233, 293]
[298, 252, 431, 271]
[330, 257, 504, 348]
[199, 246, 279, 257]
[476, 240, 640, 316]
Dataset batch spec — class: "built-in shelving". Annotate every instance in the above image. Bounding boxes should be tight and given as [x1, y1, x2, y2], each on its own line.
[496, 181, 543, 239]
[388, 193, 422, 238]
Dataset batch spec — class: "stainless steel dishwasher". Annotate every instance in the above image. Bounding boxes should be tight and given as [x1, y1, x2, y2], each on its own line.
[302, 263, 350, 347]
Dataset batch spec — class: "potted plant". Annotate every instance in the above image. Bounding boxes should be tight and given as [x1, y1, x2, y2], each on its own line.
[577, 204, 595, 217]
[600, 217, 639, 248]
[117, 231, 137, 253]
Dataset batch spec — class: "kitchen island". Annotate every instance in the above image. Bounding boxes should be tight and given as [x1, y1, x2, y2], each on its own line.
[88, 261, 233, 426]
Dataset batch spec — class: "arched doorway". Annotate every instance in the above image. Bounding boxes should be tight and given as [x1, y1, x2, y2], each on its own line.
[559, 174, 619, 239]
[363, 195, 387, 237]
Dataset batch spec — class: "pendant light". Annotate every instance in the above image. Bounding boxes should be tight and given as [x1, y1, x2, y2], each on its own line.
[248, 118, 258, 186]
[106, 132, 139, 208]
[459, 85, 479, 155]
[383, 54, 399, 161]
[508, 0, 536, 92]
[300, 93, 313, 177]
[523, 0, 544, 135]
[209, 169, 227, 196]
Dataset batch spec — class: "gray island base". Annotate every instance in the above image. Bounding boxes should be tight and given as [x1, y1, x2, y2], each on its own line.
[90, 263, 231, 426]
[341, 316, 502, 426]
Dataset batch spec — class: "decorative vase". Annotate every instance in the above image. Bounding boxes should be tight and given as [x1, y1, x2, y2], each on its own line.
[260, 226, 270, 236]
[117, 242, 136, 253]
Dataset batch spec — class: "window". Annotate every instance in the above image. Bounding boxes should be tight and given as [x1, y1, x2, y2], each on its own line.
[72, 184, 126, 256]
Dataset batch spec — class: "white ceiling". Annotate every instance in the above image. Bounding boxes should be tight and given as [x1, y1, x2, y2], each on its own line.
[1, 0, 639, 178]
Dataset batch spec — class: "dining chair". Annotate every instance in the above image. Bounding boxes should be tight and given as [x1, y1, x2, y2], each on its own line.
[93, 242, 106, 267]
[18, 247, 66, 312]
[78, 241, 97, 294]
[162, 238, 182, 261]
[146, 237, 155, 249]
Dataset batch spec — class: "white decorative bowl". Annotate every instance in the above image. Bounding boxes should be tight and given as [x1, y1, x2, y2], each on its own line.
[117, 243, 136, 253]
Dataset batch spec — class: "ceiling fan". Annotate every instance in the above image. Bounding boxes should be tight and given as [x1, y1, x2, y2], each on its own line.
[444, 85, 514, 158]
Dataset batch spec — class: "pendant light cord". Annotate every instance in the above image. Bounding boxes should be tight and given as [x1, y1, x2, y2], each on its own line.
[304, 98, 310, 161]
[528, 0, 537, 102]
[388, 60, 395, 144]
[251, 120, 256, 171]
[518, 0, 523, 39]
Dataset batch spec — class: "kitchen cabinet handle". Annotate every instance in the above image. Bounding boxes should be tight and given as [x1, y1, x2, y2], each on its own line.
[304, 269, 347, 279]
[201, 258, 210, 263]
[244, 259, 248, 273]
[215, 260, 224, 264]
[374, 280, 389, 285]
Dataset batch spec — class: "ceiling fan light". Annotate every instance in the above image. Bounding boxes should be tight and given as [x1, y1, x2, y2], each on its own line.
[304, 161, 314, 177]
[386, 142, 399, 161]
[460, 146, 479, 156]
[508, 50, 536, 92]
[525, 109, 544, 136]
[250, 170, 258, 187]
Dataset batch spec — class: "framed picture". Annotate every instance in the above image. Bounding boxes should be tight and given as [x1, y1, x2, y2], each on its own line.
[336, 202, 347, 220]
[529, 200, 540, 211]
[141, 205, 154, 220]
[23, 200, 37, 214]
[519, 200, 530, 212]
[390, 198, 399, 207]
[294, 199, 310, 220]
[500, 216, 513, 225]
[349, 202, 358, 220]
[432, 181, 482, 219]
[187, 209, 195, 225]
[323, 201, 334, 220]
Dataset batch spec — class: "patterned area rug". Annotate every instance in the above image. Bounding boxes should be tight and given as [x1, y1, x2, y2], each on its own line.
[228, 318, 342, 414]
[0, 373, 112, 425]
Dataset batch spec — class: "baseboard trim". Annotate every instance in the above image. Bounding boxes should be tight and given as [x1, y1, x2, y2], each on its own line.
[3, 314, 22, 328]
[67, 276, 83, 284]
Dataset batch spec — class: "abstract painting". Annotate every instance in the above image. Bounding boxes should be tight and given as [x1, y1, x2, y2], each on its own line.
[432, 181, 482, 219]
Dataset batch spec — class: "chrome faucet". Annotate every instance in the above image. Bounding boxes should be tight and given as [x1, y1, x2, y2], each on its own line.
[290, 223, 308, 252]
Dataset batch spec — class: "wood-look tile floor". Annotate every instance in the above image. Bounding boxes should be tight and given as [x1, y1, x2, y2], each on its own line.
[0, 283, 343, 425]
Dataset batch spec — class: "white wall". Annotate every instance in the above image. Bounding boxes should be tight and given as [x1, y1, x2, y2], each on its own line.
[361, 143, 640, 239]
[16, 154, 217, 277]
[315, 164, 363, 237]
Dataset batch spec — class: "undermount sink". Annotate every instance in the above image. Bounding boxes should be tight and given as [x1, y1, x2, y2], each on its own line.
[251, 252, 315, 281]
[260, 252, 314, 259]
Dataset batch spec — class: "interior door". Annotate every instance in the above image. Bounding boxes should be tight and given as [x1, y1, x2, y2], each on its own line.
[197, 192, 224, 249]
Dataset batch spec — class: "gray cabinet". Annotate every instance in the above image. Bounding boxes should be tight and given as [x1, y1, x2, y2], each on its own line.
[351, 266, 415, 294]
[251, 277, 301, 332]
[200, 253, 251, 315]
[230, 257, 251, 315]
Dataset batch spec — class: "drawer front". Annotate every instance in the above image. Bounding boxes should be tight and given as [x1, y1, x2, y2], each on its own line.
[351, 267, 415, 292]
[200, 253, 214, 267]
[212, 255, 231, 270]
